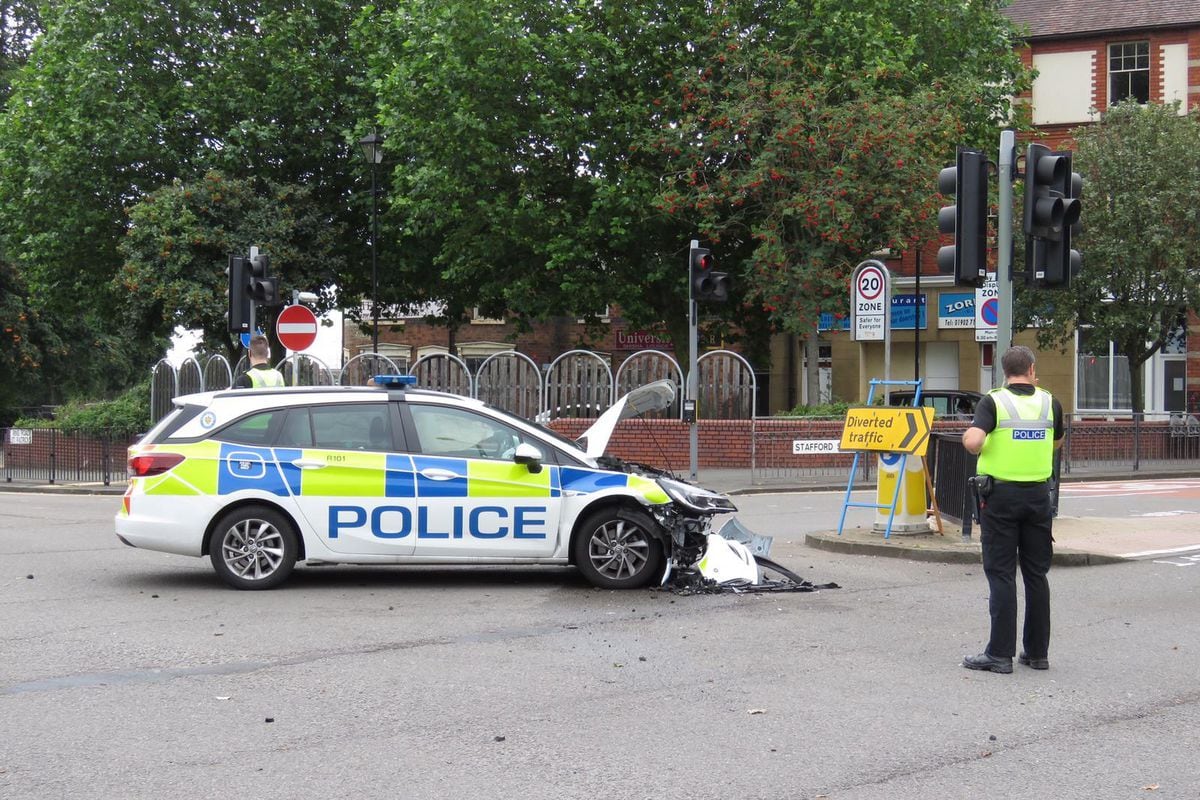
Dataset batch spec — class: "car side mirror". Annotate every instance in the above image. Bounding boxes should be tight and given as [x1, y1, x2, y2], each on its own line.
[513, 442, 544, 474]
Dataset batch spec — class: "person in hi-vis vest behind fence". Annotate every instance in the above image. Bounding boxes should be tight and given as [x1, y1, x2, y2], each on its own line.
[961, 345, 1064, 674]
[233, 334, 285, 389]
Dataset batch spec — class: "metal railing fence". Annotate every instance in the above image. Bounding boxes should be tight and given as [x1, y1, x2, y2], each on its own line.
[1062, 412, 1200, 474]
[3, 427, 130, 486]
[748, 418, 873, 485]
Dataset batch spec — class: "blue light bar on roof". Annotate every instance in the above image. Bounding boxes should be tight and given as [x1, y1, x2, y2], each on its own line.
[373, 374, 418, 387]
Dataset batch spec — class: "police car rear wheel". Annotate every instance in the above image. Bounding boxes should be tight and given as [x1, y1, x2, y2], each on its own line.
[574, 509, 664, 590]
[209, 507, 298, 590]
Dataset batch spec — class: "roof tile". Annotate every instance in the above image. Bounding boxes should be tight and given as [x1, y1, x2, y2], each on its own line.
[1002, 0, 1200, 39]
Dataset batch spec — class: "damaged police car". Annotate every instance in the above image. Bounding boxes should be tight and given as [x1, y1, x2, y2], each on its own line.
[117, 378, 755, 590]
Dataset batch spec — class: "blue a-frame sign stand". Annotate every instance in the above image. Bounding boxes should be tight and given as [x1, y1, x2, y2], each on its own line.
[837, 378, 924, 539]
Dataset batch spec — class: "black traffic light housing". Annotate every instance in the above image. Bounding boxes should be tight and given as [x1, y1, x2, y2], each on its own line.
[248, 253, 281, 305]
[936, 147, 989, 287]
[1024, 143, 1082, 287]
[226, 255, 251, 333]
[689, 245, 729, 303]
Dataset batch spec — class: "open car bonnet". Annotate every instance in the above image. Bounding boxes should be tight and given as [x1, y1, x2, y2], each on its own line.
[577, 379, 677, 458]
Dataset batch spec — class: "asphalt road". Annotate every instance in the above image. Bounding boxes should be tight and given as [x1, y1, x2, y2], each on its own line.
[2, 492, 1198, 799]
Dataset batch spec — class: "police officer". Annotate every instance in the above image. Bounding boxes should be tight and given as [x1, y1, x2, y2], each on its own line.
[234, 334, 286, 388]
[961, 345, 1063, 674]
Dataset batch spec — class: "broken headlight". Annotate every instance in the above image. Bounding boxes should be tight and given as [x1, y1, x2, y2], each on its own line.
[657, 477, 737, 515]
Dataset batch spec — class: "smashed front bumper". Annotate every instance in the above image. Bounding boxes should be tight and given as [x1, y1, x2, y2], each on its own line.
[654, 509, 839, 595]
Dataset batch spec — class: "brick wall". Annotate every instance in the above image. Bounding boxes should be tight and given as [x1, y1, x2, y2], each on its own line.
[547, 417, 1188, 471]
[549, 418, 963, 470]
[4, 418, 1189, 480]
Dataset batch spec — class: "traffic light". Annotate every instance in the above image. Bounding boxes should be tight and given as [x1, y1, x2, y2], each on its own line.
[248, 253, 280, 305]
[226, 255, 251, 333]
[1024, 143, 1081, 287]
[689, 245, 730, 303]
[936, 147, 989, 287]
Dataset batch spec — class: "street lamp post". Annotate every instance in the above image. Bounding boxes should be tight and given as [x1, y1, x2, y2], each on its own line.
[358, 132, 384, 354]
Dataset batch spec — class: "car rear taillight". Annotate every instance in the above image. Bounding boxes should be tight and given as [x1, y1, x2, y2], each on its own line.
[128, 453, 185, 477]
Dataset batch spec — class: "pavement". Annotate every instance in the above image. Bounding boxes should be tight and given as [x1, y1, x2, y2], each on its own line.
[5, 466, 1199, 568]
[700, 466, 1200, 568]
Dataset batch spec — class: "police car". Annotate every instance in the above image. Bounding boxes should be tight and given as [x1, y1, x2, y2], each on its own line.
[116, 377, 739, 590]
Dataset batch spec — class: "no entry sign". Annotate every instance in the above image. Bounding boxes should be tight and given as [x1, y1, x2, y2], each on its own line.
[276, 304, 318, 351]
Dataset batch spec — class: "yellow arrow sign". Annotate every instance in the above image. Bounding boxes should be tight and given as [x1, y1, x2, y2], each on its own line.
[839, 407, 935, 455]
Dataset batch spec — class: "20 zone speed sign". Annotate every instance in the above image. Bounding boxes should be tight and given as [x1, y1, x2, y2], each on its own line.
[852, 261, 889, 342]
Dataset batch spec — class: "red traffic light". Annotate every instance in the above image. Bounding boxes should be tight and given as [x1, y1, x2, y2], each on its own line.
[689, 245, 730, 303]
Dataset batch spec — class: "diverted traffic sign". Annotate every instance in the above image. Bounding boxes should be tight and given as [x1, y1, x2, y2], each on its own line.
[277, 304, 318, 351]
[839, 407, 935, 455]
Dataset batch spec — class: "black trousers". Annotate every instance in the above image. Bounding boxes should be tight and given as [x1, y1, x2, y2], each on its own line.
[979, 480, 1054, 659]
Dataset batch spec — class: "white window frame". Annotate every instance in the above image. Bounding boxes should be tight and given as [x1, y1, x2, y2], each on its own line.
[1108, 41, 1150, 105]
[1075, 328, 1132, 414]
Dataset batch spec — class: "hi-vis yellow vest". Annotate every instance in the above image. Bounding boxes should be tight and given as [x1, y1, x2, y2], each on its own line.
[977, 386, 1054, 482]
[247, 368, 286, 388]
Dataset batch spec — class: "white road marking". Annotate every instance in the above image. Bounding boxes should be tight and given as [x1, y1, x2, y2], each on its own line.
[1132, 510, 1196, 517]
[1123, 543, 1200, 559]
[1060, 479, 1200, 497]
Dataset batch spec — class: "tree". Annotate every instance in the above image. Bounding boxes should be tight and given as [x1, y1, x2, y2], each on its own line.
[659, 0, 1029, 339]
[0, 1, 41, 101]
[0, 257, 61, 423]
[363, 0, 725, 352]
[0, 0, 375, 398]
[1017, 101, 1200, 413]
[115, 172, 347, 362]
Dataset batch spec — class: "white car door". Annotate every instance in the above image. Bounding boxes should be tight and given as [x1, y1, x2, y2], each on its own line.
[285, 403, 417, 556]
[403, 403, 563, 559]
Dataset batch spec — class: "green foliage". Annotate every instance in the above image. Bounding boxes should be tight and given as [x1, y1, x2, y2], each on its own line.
[776, 400, 851, 418]
[364, 0, 712, 349]
[1017, 101, 1200, 412]
[14, 382, 151, 436]
[0, 0, 373, 404]
[0, 0, 1033, 413]
[0, 258, 62, 420]
[660, 0, 1029, 336]
[115, 172, 347, 362]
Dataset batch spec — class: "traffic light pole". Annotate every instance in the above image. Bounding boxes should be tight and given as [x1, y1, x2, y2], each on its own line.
[994, 130, 1015, 387]
[248, 245, 260, 337]
[687, 239, 699, 481]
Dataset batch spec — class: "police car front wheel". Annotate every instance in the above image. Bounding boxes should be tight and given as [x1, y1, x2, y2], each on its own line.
[209, 506, 299, 590]
[573, 508, 664, 590]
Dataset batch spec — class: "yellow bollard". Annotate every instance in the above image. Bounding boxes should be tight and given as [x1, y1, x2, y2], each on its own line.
[874, 453, 932, 534]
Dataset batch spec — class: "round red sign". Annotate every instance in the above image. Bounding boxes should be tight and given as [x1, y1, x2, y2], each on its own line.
[276, 304, 318, 352]
[856, 265, 885, 301]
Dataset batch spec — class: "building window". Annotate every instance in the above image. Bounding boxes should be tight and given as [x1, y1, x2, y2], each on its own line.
[1109, 41, 1149, 105]
[1076, 329, 1131, 411]
[471, 308, 506, 325]
[457, 341, 513, 373]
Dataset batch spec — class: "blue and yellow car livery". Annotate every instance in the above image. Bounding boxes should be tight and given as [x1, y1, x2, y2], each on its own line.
[115, 380, 726, 589]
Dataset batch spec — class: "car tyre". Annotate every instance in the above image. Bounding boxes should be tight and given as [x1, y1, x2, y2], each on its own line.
[209, 506, 299, 590]
[573, 508, 664, 590]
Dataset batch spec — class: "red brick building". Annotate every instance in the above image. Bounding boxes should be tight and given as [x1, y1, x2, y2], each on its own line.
[1003, 0, 1200, 415]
